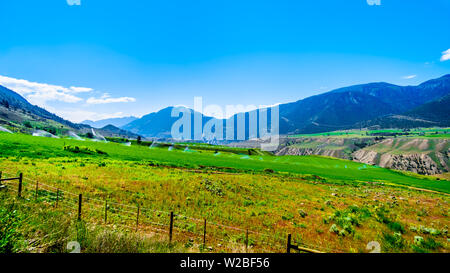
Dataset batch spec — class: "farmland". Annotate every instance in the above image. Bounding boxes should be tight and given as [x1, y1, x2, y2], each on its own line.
[288, 128, 450, 139]
[0, 131, 449, 253]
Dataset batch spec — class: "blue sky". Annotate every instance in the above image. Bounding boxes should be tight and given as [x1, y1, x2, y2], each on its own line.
[0, 0, 449, 122]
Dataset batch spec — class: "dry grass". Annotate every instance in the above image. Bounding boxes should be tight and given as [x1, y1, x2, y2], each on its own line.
[1, 157, 448, 253]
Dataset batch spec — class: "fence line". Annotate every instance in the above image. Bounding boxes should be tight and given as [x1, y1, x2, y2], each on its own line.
[0, 170, 335, 253]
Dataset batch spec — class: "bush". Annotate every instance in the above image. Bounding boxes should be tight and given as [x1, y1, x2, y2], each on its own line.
[1, 99, 9, 108]
[201, 179, 225, 197]
[23, 121, 33, 128]
[298, 209, 308, 218]
[329, 224, 339, 234]
[63, 145, 107, 156]
[328, 205, 372, 237]
[412, 237, 442, 252]
[382, 232, 405, 252]
[388, 221, 405, 234]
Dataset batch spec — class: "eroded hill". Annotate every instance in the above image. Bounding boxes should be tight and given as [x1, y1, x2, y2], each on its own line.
[276, 137, 449, 175]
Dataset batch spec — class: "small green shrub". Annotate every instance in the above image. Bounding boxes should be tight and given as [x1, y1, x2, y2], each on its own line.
[388, 221, 405, 234]
[382, 232, 405, 252]
[201, 179, 225, 197]
[298, 209, 308, 218]
[23, 121, 33, 128]
[63, 145, 107, 156]
[282, 213, 294, 221]
[412, 237, 442, 253]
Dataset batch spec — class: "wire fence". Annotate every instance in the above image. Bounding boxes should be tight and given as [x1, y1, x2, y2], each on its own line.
[0, 170, 339, 253]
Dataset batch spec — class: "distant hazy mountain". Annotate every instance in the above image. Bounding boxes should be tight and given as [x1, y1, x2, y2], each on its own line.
[124, 74, 450, 137]
[96, 124, 141, 139]
[122, 106, 213, 138]
[81, 116, 138, 128]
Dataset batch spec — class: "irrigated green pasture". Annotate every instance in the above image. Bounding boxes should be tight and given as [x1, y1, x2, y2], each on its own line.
[289, 128, 450, 139]
[0, 132, 448, 193]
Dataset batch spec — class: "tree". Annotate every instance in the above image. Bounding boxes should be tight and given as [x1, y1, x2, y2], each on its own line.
[137, 136, 142, 144]
[23, 121, 32, 128]
[0, 99, 9, 109]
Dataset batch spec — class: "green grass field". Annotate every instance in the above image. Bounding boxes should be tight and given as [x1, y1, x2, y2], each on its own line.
[289, 128, 450, 139]
[0, 132, 448, 193]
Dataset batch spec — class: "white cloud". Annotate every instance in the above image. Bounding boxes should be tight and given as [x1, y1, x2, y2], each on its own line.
[0, 75, 138, 123]
[86, 93, 136, 104]
[46, 106, 129, 123]
[69, 86, 93, 93]
[0, 75, 88, 106]
[441, 49, 450, 62]
[402, 75, 417, 79]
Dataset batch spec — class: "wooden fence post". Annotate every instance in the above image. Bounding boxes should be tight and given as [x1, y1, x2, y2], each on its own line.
[136, 205, 140, 231]
[35, 181, 39, 200]
[203, 219, 207, 250]
[246, 229, 249, 253]
[104, 199, 108, 223]
[78, 194, 82, 221]
[17, 173, 23, 198]
[287, 234, 292, 253]
[169, 211, 174, 244]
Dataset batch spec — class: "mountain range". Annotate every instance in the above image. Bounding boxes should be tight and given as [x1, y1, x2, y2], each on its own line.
[81, 116, 138, 129]
[1, 74, 449, 140]
[119, 74, 450, 137]
[277, 74, 450, 134]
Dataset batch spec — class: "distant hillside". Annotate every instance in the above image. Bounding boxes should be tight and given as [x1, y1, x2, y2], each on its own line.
[95, 124, 140, 139]
[0, 85, 78, 129]
[278, 90, 396, 134]
[279, 74, 450, 134]
[406, 94, 450, 125]
[353, 138, 449, 175]
[357, 93, 450, 129]
[275, 136, 449, 175]
[0, 85, 140, 139]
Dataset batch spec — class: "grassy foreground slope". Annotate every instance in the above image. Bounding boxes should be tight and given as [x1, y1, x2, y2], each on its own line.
[1, 157, 449, 253]
[0, 132, 448, 193]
